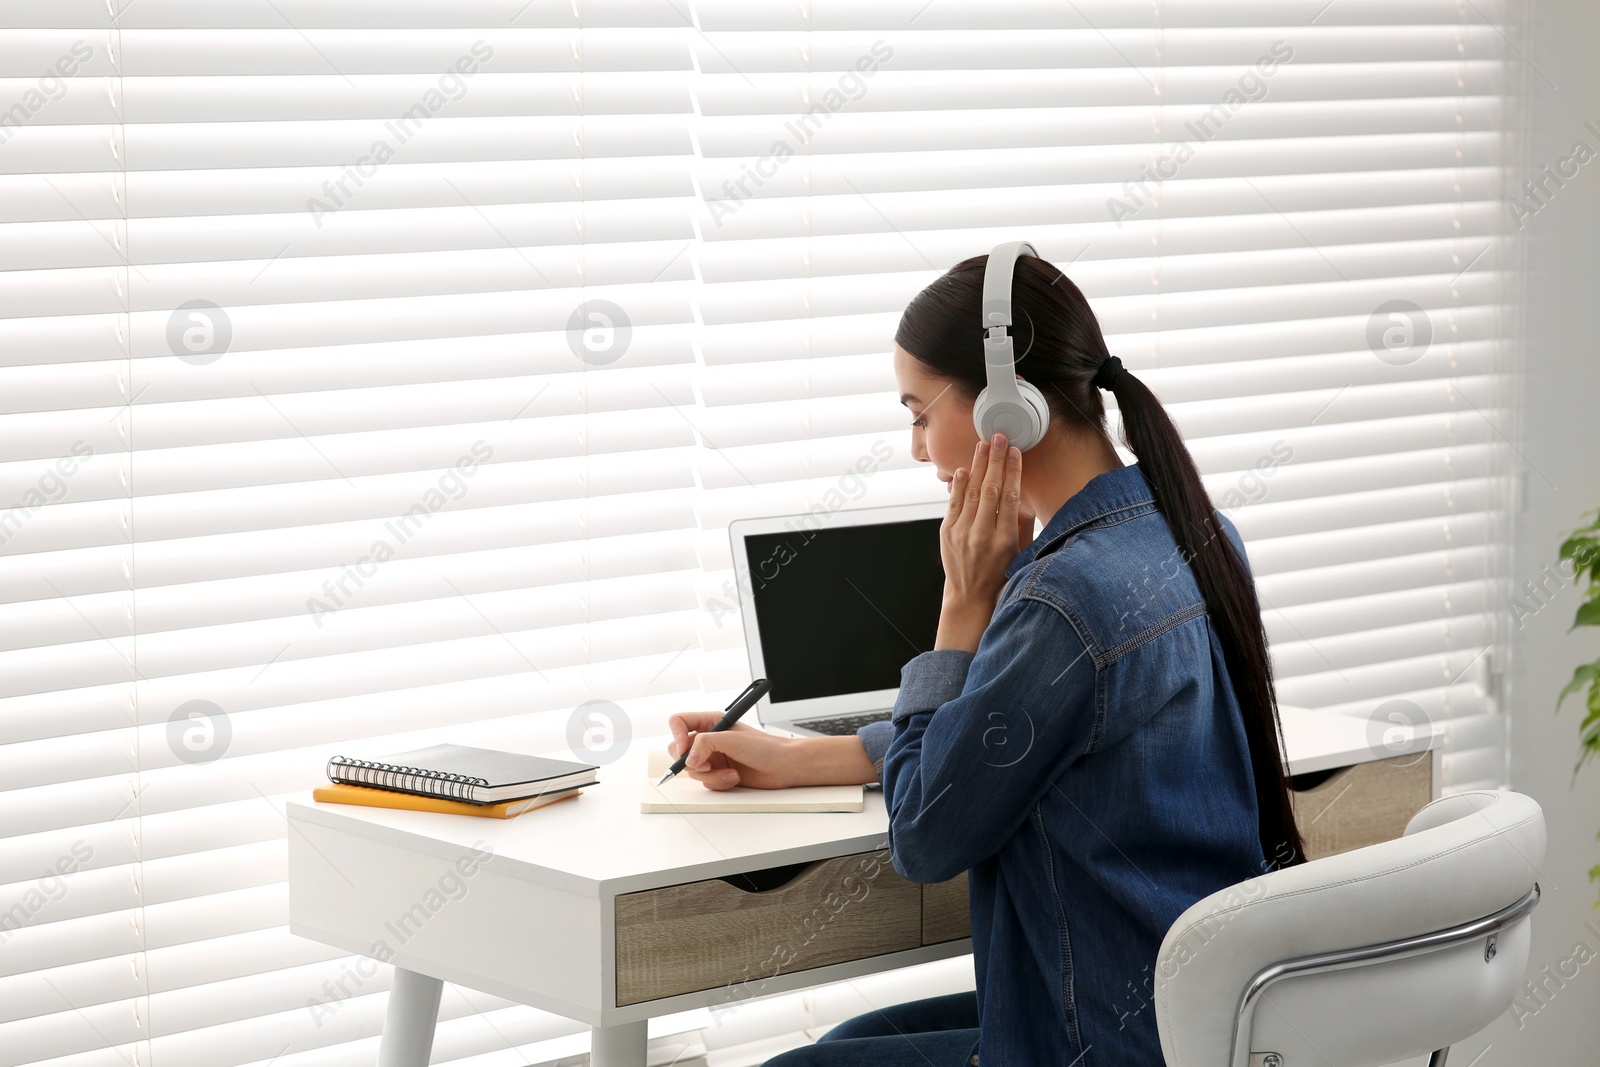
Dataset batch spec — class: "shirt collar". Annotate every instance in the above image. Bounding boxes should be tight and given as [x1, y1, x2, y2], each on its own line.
[1004, 462, 1156, 580]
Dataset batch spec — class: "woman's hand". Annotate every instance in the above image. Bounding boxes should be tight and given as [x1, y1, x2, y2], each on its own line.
[664, 713, 881, 790]
[665, 712, 799, 790]
[937, 431, 1028, 651]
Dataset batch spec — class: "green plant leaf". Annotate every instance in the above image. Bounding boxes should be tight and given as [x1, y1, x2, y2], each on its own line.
[1556, 514, 1600, 906]
[1559, 661, 1600, 710]
[1580, 691, 1600, 778]
[1562, 534, 1600, 565]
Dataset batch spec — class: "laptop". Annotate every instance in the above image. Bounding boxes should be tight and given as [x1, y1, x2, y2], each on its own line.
[728, 500, 947, 741]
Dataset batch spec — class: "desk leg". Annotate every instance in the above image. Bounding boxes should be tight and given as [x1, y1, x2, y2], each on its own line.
[591, 1019, 647, 1067]
[378, 967, 444, 1067]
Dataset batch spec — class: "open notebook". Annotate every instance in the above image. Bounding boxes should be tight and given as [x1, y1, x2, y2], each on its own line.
[641, 747, 864, 813]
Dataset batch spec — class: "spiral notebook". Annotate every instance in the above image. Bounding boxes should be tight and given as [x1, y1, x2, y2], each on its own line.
[327, 743, 599, 805]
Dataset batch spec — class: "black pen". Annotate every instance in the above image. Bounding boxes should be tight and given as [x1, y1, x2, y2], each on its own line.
[658, 678, 772, 785]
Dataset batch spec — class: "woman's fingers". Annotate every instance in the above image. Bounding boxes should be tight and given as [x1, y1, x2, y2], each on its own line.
[665, 711, 729, 757]
[948, 433, 1022, 545]
[935, 433, 1025, 621]
[682, 732, 739, 788]
[970, 433, 1022, 555]
[958, 438, 992, 529]
[996, 444, 1022, 539]
[978, 434, 1008, 517]
[946, 466, 968, 522]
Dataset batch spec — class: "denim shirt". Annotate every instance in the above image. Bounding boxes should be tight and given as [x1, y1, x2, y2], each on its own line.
[856, 463, 1269, 1067]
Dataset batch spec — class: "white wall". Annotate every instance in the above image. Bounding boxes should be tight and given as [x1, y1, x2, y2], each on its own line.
[1451, 1, 1600, 1062]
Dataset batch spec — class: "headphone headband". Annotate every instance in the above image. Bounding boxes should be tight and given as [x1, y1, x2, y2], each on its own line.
[980, 240, 1037, 391]
[972, 240, 1050, 451]
[981, 240, 1037, 332]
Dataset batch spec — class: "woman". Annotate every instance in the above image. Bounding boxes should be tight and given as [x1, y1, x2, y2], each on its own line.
[666, 251, 1305, 1067]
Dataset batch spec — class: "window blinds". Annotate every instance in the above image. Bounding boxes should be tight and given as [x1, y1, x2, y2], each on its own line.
[0, 1, 1517, 1065]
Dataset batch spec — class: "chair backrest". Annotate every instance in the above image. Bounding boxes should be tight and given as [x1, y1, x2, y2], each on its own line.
[1154, 789, 1545, 1067]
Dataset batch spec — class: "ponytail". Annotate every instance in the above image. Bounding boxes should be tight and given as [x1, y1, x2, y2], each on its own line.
[1104, 369, 1306, 869]
[895, 252, 1306, 870]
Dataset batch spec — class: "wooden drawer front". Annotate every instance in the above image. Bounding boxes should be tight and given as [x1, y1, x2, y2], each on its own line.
[922, 873, 970, 944]
[1289, 754, 1433, 861]
[614, 849, 921, 1006]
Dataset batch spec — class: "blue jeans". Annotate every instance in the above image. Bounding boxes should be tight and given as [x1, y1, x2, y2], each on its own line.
[761, 991, 980, 1066]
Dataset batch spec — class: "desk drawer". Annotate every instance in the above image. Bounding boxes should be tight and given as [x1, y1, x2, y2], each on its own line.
[922, 873, 970, 944]
[614, 848, 921, 1006]
[1289, 754, 1433, 861]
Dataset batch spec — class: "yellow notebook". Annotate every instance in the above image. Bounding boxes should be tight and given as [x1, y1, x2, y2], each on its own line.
[313, 782, 582, 819]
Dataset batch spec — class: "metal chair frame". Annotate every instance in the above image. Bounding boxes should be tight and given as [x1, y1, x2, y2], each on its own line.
[1230, 883, 1542, 1067]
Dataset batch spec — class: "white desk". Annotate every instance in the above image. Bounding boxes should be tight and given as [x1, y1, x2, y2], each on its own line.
[1276, 703, 1442, 776]
[285, 709, 1440, 1067]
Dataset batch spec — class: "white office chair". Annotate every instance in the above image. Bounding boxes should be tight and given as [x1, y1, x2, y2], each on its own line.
[1155, 789, 1545, 1067]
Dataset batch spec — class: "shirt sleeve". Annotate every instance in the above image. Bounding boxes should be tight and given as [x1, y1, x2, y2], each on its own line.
[882, 593, 1099, 883]
[856, 719, 893, 788]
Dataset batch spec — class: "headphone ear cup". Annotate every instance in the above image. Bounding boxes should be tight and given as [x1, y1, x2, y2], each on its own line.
[971, 386, 992, 439]
[970, 380, 1048, 452]
[1014, 379, 1050, 450]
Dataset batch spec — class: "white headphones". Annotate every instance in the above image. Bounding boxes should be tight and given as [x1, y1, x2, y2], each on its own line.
[972, 240, 1051, 451]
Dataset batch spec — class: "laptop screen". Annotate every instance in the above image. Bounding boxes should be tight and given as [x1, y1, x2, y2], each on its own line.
[741, 517, 945, 705]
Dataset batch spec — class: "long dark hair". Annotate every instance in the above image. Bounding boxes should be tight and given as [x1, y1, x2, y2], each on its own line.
[896, 253, 1305, 870]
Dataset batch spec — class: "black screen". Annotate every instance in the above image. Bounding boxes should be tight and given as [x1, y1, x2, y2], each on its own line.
[743, 517, 945, 704]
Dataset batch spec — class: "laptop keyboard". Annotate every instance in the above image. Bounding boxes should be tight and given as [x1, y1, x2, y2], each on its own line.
[792, 710, 891, 735]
